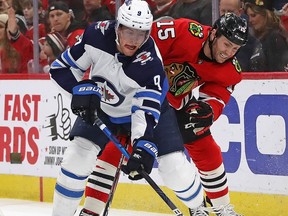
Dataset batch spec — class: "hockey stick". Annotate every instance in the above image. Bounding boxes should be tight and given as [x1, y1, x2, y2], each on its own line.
[102, 139, 128, 216]
[93, 116, 183, 216]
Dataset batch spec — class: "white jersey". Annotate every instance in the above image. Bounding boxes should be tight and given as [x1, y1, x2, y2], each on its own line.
[50, 20, 168, 141]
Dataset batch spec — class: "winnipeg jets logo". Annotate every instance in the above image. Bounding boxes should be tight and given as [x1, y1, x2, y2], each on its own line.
[101, 81, 114, 102]
[93, 77, 125, 107]
[133, 51, 153, 65]
[96, 21, 110, 35]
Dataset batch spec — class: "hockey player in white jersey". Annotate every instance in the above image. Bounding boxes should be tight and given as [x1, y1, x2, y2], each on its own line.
[49, 0, 206, 215]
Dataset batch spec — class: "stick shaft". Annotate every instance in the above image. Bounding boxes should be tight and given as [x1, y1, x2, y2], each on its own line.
[93, 117, 183, 216]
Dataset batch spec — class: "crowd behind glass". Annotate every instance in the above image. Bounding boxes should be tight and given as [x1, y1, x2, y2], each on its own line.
[0, 0, 287, 74]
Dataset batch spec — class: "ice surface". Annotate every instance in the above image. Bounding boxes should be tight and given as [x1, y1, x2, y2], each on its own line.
[0, 199, 174, 216]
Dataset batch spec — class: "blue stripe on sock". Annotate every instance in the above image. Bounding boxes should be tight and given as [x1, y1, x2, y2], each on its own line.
[55, 183, 84, 198]
[176, 183, 202, 202]
[61, 168, 87, 180]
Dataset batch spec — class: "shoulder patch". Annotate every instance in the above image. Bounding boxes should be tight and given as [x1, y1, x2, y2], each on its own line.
[188, 22, 204, 39]
[232, 57, 242, 73]
[95, 21, 110, 35]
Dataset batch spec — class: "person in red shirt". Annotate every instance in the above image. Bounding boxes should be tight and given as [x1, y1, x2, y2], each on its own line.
[281, 2, 288, 31]
[150, 0, 177, 21]
[48, 1, 87, 47]
[21, 0, 47, 40]
[0, 13, 22, 73]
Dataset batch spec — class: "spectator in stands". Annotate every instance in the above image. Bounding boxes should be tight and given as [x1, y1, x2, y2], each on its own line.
[169, 0, 213, 26]
[42, 31, 67, 66]
[6, 6, 33, 73]
[219, 0, 266, 71]
[244, 0, 288, 72]
[0, 13, 22, 73]
[63, 0, 85, 21]
[279, 2, 288, 32]
[281, 2, 288, 15]
[0, 0, 22, 15]
[82, 0, 114, 23]
[21, 0, 47, 39]
[7, 6, 50, 73]
[150, 0, 177, 21]
[48, 1, 87, 47]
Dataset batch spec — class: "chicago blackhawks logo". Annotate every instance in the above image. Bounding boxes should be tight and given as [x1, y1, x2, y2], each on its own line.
[164, 62, 200, 96]
[188, 22, 204, 39]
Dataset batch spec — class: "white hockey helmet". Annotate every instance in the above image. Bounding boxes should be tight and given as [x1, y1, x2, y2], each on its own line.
[117, 0, 153, 31]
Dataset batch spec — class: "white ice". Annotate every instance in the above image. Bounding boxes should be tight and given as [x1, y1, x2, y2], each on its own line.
[0, 198, 174, 216]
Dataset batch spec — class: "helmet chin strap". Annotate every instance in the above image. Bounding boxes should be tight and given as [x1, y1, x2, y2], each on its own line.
[208, 32, 217, 62]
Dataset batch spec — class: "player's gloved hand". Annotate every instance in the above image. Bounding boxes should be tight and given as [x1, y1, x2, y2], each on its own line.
[71, 79, 102, 124]
[122, 138, 158, 180]
[184, 100, 213, 136]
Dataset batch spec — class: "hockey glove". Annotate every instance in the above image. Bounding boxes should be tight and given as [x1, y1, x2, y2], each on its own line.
[121, 138, 158, 180]
[184, 100, 213, 136]
[71, 79, 102, 124]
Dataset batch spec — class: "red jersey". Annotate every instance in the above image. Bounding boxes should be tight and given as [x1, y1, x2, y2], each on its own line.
[67, 29, 85, 48]
[151, 18, 242, 120]
[25, 23, 47, 40]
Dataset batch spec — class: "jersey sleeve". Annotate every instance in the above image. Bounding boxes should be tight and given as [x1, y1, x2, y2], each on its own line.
[130, 57, 169, 142]
[49, 25, 96, 94]
[199, 62, 242, 121]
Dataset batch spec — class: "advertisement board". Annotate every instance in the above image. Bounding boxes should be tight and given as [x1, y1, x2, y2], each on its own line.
[0, 77, 287, 195]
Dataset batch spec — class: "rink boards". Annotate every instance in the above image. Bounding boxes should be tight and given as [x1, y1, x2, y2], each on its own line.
[0, 73, 288, 215]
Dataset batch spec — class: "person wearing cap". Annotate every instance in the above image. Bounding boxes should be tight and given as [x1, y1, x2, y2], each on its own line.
[244, 0, 288, 71]
[49, 0, 205, 215]
[0, 13, 22, 73]
[48, 0, 87, 47]
[43, 31, 67, 65]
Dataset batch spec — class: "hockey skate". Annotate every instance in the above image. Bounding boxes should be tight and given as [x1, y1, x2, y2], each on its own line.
[213, 204, 243, 216]
[189, 199, 209, 216]
[79, 208, 100, 216]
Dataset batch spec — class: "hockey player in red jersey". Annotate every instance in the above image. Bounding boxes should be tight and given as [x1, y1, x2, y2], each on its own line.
[150, 13, 248, 215]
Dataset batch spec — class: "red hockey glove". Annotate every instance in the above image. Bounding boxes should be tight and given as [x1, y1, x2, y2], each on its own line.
[184, 100, 213, 136]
